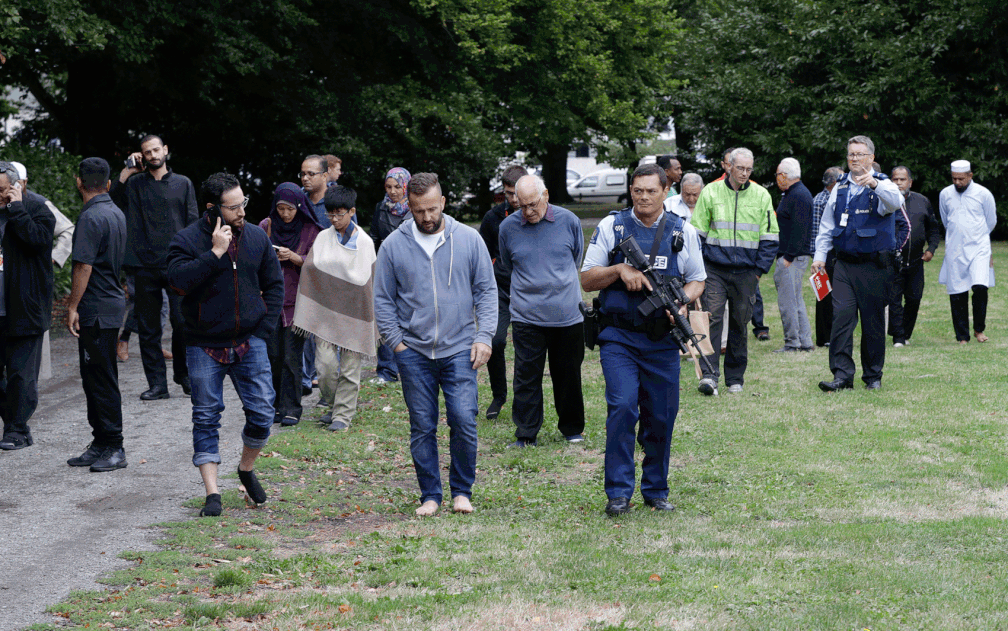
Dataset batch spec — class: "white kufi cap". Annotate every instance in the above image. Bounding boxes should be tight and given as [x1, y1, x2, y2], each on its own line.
[10, 161, 26, 181]
[951, 160, 971, 173]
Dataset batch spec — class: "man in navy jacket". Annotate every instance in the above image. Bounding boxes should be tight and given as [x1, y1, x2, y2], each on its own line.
[167, 172, 283, 517]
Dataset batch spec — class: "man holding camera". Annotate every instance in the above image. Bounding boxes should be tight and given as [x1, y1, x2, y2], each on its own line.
[112, 134, 198, 400]
[581, 164, 706, 516]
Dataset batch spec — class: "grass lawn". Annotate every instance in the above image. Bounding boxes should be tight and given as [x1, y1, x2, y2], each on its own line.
[35, 241, 1008, 631]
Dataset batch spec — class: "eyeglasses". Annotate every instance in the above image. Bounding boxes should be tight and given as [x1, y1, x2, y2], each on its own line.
[733, 166, 754, 174]
[325, 209, 351, 218]
[517, 193, 543, 212]
[847, 152, 870, 160]
[221, 196, 250, 212]
[299, 170, 323, 179]
[775, 172, 785, 177]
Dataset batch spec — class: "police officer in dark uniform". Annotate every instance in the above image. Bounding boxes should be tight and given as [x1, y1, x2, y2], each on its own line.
[581, 164, 707, 516]
[812, 135, 907, 391]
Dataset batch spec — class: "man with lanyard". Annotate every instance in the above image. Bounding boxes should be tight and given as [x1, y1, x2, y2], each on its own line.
[813, 135, 905, 391]
[581, 163, 706, 516]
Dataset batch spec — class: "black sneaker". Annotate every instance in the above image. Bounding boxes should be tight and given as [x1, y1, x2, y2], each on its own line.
[0, 432, 33, 450]
[90, 447, 128, 472]
[68, 442, 103, 467]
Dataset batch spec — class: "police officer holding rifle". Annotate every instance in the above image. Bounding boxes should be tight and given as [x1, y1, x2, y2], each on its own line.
[581, 164, 707, 516]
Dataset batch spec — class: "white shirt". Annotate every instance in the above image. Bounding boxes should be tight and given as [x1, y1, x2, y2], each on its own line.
[663, 194, 693, 222]
[411, 221, 444, 259]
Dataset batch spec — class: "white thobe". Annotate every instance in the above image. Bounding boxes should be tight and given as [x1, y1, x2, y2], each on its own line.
[938, 181, 997, 294]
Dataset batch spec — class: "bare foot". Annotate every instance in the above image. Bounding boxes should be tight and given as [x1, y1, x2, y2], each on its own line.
[452, 496, 474, 514]
[415, 500, 439, 517]
[975, 331, 989, 343]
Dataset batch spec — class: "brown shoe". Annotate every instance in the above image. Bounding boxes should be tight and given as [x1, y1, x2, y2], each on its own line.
[162, 348, 173, 360]
[117, 340, 128, 362]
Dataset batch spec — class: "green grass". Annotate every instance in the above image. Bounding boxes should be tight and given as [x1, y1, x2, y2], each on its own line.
[30, 242, 1008, 630]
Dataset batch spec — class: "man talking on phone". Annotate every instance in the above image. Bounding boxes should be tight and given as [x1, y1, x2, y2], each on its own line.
[0, 161, 56, 451]
[167, 172, 283, 517]
[111, 134, 198, 400]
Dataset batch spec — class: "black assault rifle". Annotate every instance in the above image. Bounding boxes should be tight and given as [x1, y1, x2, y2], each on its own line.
[613, 235, 715, 375]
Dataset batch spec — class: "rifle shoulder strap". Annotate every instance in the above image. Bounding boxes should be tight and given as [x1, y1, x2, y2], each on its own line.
[648, 211, 668, 266]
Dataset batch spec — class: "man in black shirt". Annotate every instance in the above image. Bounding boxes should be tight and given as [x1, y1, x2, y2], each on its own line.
[0, 160, 56, 451]
[888, 166, 940, 347]
[66, 158, 129, 471]
[111, 134, 198, 400]
[478, 164, 526, 420]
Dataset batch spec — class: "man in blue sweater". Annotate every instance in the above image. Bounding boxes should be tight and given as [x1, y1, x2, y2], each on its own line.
[772, 158, 815, 352]
[498, 174, 585, 448]
[167, 173, 284, 517]
[374, 173, 497, 517]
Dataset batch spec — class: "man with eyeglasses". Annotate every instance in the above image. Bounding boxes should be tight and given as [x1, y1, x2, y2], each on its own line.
[691, 147, 779, 396]
[167, 172, 284, 517]
[300, 155, 331, 229]
[111, 134, 198, 400]
[812, 135, 904, 391]
[581, 163, 706, 515]
[0, 160, 56, 451]
[478, 164, 527, 420]
[497, 174, 585, 448]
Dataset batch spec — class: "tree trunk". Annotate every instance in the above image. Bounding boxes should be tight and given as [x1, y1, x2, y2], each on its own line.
[541, 143, 571, 204]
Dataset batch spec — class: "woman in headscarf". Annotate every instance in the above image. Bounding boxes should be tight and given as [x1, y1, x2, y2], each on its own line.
[369, 167, 411, 385]
[259, 182, 324, 427]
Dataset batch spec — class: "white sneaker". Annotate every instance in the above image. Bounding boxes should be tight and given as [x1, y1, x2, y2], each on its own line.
[727, 384, 743, 394]
[893, 341, 904, 348]
[698, 378, 719, 396]
[904, 339, 911, 345]
[368, 376, 393, 386]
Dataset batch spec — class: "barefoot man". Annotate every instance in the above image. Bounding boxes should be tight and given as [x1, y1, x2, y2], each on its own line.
[374, 173, 497, 516]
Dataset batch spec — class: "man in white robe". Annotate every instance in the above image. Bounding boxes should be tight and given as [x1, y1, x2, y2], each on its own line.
[938, 160, 997, 343]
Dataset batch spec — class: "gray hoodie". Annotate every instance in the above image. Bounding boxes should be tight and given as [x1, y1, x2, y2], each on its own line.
[374, 214, 497, 359]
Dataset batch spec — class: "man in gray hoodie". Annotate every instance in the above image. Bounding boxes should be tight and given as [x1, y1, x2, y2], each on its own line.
[374, 172, 497, 517]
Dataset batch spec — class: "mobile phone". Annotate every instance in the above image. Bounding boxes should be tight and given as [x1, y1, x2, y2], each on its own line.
[272, 244, 282, 250]
[13, 182, 21, 191]
[125, 156, 142, 169]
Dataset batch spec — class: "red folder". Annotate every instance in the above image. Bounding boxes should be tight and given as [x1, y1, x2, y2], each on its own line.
[810, 270, 831, 301]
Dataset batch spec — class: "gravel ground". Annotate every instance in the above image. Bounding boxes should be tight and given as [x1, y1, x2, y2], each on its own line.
[0, 330, 325, 630]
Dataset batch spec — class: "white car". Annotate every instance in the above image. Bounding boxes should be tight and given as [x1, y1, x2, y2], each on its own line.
[566, 169, 628, 204]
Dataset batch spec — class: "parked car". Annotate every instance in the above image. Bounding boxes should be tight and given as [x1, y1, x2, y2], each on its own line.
[566, 169, 628, 204]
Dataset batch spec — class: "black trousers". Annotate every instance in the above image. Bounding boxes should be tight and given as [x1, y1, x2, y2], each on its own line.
[751, 283, 768, 335]
[134, 267, 187, 389]
[701, 265, 758, 386]
[888, 260, 925, 343]
[267, 323, 306, 420]
[829, 259, 891, 384]
[78, 324, 124, 449]
[511, 321, 585, 441]
[0, 319, 44, 438]
[486, 292, 511, 402]
[950, 285, 988, 342]
[815, 251, 836, 347]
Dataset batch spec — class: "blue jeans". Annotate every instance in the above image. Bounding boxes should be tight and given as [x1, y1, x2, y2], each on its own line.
[188, 336, 275, 467]
[600, 336, 679, 502]
[302, 338, 316, 390]
[396, 347, 478, 504]
[376, 343, 399, 382]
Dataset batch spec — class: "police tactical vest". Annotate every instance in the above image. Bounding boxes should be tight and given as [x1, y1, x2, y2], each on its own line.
[831, 172, 897, 254]
[599, 209, 683, 326]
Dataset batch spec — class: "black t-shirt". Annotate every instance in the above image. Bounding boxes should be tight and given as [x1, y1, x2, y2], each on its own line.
[72, 193, 127, 328]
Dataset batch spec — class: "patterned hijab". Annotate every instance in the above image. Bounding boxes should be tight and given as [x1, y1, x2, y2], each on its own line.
[380, 167, 411, 218]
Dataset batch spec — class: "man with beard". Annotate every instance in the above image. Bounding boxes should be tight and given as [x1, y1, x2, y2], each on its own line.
[888, 166, 940, 347]
[479, 164, 527, 419]
[112, 134, 198, 400]
[374, 172, 497, 517]
[938, 160, 997, 344]
[167, 172, 284, 517]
